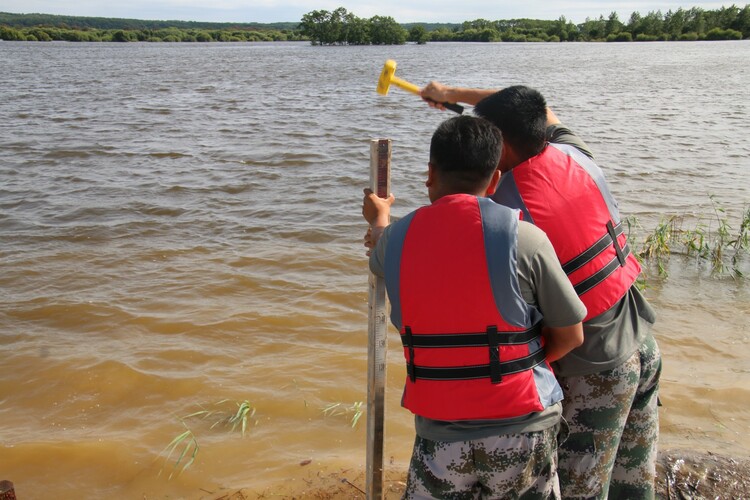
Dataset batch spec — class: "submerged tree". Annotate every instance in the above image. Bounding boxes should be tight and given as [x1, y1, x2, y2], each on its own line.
[408, 25, 429, 44]
[299, 7, 407, 45]
[369, 15, 407, 44]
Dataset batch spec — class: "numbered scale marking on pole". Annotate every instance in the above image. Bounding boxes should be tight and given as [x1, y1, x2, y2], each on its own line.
[366, 138, 391, 500]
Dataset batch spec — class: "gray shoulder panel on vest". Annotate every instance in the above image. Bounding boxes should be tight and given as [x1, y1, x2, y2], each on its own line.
[491, 172, 533, 224]
[477, 198, 535, 328]
[384, 210, 416, 331]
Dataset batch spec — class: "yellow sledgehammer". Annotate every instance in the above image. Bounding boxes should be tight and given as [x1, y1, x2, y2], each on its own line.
[376, 59, 463, 114]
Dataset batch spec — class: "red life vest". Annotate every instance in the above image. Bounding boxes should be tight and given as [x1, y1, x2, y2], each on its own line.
[492, 143, 641, 321]
[384, 194, 561, 421]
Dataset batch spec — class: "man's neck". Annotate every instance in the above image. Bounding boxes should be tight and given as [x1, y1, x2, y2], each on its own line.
[503, 144, 547, 173]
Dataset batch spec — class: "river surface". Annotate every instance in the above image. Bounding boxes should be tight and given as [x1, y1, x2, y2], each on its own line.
[1, 40, 749, 498]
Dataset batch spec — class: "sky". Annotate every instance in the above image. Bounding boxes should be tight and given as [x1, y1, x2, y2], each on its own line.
[0, 0, 742, 24]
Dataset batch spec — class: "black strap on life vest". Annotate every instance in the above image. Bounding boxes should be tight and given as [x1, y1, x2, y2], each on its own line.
[560, 221, 631, 297]
[404, 326, 416, 382]
[562, 221, 626, 274]
[406, 349, 547, 382]
[402, 324, 544, 384]
[606, 220, 627, 266]
[487, 325, 502, 384]
[400, 324, 540, 348]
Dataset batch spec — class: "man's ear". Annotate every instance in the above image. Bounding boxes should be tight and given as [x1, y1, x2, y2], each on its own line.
[498, 143, 515, 173]
[426, 162, 436, 188]
[485, 169, 501, 196]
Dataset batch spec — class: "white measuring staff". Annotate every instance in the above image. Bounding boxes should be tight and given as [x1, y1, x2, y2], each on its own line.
[366, 138, 391, 499]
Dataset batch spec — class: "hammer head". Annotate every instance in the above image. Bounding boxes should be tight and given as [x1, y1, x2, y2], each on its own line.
[376, 59, 397, 95]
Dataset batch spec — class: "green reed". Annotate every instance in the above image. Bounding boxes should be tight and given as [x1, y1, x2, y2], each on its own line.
[628, 196, 750, 279]
[322, 401, 364, 428]
[158, 422, 199, 480]
[159, 399, 256, 478]
[159, 398, 366, 476]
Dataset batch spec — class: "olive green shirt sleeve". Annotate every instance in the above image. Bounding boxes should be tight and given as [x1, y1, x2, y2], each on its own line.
[546, 123, 595, 159]
[368, 224, 391, 278]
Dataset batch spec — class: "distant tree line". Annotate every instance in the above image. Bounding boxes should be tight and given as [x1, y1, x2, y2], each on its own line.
[0, 25, 304, 42]
[0, 12, 298, 31]
[0, 12, 303, 42]
[299, 5, 749, 44]
[0, 5, 748, 44]
[574, 5, 748, 41]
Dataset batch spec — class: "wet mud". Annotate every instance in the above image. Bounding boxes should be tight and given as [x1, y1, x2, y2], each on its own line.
[655, 450, 750, 499]
[209, 449, 750, 499]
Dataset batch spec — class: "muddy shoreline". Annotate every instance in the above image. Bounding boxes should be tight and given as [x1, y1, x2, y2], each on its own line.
[208, 449, 750, 499]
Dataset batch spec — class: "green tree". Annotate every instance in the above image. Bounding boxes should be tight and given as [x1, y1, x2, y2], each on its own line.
[605, 12, 623, 35]
[635, 33, 660, 41]
[607, 31, 633, 42]
[210, 30, 231, 41]
[462, 18, 494, 31]
[429, 27, 456, 41]
[300, 9, 333, 44]
[195, 31, 213, 42]
[111, 29, 131, 42]
[706, 5, 740, 31]
[409, 25, 429, 44]
[26, 27, 53, 41]
[627, 12, 643, 34]
[580, 15, 607, 40]
[343, 11, 370, 44]
[0, 26, 26, 40]
[733, 5, 750, 38]
[478, 27, 501, 41]
[664, 8, 687, 38]
[678, 31, 699, 40]
[683, 7, 707, 34]
[368, 15, 407, 44]
[639, 10, 665, 36]
[328, 7, 349, 43]
[547, 15, 575, 41]
[299, 7, 352, 44]
[705, 27, 743, 39]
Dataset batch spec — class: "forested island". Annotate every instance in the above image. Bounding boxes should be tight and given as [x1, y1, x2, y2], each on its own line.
[1, 5, 748, 44]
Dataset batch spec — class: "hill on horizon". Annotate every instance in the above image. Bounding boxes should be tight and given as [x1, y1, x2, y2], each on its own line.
[0, 11, 461, 31]
[0, 11, 301, 31]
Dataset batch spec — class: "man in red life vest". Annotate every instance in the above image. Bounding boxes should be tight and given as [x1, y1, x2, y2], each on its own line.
[363, 115, 585, 498]
[420, 83, 662, 499]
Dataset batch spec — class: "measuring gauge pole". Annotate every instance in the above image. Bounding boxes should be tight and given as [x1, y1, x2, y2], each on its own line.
[366, 138, 391, 499]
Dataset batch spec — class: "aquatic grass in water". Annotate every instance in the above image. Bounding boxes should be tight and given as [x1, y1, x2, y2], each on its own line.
[159, 422, 199, 480]
[630, 216, 677, 278]
[159, 399, 256, 478]
[160, 399, 364, 476]
[322, 401, 364, 428]
[733, 207, 750, 272]
[628, 197, 750, 279]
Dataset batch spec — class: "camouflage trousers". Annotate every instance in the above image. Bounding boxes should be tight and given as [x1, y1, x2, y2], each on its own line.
[556, 333, 661, 499]
[403, 425, 561, 499]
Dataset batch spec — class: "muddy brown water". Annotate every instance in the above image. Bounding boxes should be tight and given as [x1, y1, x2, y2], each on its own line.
[1, 41, 748, 497]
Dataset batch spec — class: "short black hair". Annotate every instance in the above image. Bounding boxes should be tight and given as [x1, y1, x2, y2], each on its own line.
[474, 85, 547, 158]
[429, 115, 502, 193]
